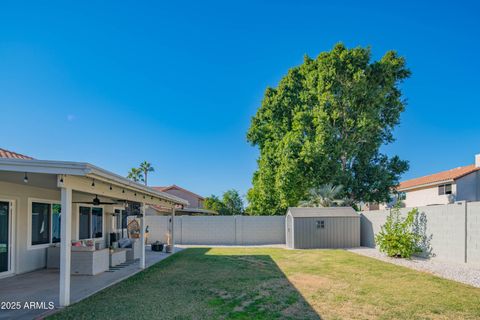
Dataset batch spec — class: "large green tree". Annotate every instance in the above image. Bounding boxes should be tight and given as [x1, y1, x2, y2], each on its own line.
[247, 43, 410, 215]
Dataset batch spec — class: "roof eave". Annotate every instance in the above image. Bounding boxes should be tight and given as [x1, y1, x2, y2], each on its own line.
[0, 158, 189, 206]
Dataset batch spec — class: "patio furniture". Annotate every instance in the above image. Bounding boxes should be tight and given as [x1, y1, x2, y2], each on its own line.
[118, 238, 141, 261]
[47, 245, 109, 275]
[109, 249, 126, 267]
[151, 242, 164, 252]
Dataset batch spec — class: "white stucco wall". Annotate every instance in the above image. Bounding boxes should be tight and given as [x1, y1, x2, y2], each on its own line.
[0, 180, 114, 276]
[404, 184, 456, 208]
[0, 180, 61, 274]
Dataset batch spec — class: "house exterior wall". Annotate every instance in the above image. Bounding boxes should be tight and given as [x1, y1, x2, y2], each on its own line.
[404, 184, 456, 208]
[292, 216, 360, 249]
[456, 172, 480, 202]
[162, 188, 203, 209]
[0, 180, 61, 274]
[0, 181, 113, 276]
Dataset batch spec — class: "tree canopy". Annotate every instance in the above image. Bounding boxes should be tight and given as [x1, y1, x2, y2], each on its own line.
[204, 189, 244, 215]
[247, 43, 410, 215]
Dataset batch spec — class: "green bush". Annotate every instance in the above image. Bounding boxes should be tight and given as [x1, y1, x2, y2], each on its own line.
[375, 206, 421, 258]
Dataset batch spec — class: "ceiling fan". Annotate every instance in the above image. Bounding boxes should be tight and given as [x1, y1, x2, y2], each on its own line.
[73, 195, 117, 206]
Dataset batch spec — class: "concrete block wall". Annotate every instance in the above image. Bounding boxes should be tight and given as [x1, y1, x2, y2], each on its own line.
[467, 202, 480, 265]
[145, 215, 285, 245]
[361, 201, 479, 264]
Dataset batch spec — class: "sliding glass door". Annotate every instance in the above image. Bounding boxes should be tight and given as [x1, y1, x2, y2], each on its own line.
[0, 201, 10, 274]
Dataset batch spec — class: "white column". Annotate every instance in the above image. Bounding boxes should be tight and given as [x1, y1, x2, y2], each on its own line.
[171, 207, 175, 249]
[59, 187, 72, 307]
[140, 203, 146, 269]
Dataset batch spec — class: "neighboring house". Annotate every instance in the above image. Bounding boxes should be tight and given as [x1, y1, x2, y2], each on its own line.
[397, 154, 480, 208]
[148, 184, 217, 215]
[154, 185, 205, 208]
[0, 147, 34, 160]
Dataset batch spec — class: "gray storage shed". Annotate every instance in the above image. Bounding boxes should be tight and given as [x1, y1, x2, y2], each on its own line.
[286, 207, 360, 249]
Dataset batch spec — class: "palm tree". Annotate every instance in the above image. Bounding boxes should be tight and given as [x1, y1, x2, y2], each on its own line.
[139, 161, 154, 186]
[299, 184, 346, 207]
[127, 168, 144, 183]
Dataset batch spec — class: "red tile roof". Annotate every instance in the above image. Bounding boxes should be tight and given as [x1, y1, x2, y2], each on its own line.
[0, 148, 34, 160]
[398, 164, 480, 191]
[152, 184, 205, 200]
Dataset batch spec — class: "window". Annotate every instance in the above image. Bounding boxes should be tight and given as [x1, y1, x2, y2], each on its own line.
[438, 184, 453, 195]
[79, 206, 103, 239]
[52, 204, 61, 243]
[31, 202, 62, 246]
[316, 220, 325, 229]
[31, 202, 51, 245]
[114, 209, 127, 230]
[92, 208, 103, 238]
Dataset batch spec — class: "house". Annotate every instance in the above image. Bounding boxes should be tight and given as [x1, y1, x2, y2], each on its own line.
[397, 154, 480, 208]
[148, 184, 217, 215]
[0, 148, 187, 307]
[0, 147, 34, 160]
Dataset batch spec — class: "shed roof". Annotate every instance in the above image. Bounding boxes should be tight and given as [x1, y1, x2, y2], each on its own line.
[287, 207, 358, 218]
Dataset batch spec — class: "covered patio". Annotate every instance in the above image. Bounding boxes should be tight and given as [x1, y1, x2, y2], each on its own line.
[0, 247, 180, 319]
[0, 158, 188, 317]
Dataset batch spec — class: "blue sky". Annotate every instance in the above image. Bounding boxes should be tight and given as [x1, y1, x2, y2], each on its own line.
[0, 1, 479, 199]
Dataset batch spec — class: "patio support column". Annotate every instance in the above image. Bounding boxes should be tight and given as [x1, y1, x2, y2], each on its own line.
[140, 202, 146, 269]
[59, 187, 72, 307]
[171, 206, 175, 249]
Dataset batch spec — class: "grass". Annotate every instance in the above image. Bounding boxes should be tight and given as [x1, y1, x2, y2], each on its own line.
[49, 248, 480, 319]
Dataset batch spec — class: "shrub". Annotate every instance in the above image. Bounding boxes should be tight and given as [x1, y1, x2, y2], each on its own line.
[375, 206, 421, 258]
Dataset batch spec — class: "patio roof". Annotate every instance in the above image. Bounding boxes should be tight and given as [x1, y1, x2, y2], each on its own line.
[0, 158, 189, 206]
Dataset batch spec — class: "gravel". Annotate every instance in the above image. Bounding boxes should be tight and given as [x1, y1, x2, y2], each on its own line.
[348, 247, 480, 288]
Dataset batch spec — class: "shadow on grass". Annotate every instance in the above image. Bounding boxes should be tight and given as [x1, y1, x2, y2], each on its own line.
[49, 248, 321, 320]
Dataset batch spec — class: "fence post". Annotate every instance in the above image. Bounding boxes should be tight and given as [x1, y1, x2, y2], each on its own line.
[465, 201, 468, 263]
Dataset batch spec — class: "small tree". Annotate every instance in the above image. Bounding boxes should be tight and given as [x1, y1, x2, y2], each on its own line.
[222, 189, 244, 215]
[204, 195, 226, 214]
[127, 168, 144, 183]
[204, 190, 245, 215]
[375, 206, 421, 258]
[298, 184, 345, 207]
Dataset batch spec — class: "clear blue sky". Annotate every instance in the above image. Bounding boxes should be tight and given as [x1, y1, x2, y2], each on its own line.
[1, 1, 479, 199]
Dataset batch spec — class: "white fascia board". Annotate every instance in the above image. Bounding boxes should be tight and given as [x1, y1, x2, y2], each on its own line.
[86, 166, 188, 205]
[0, 158, 188, 206]
[398, 179, 455, 192]
[0, 158, 91, 175]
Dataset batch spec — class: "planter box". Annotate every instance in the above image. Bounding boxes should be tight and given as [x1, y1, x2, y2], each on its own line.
[47, 246, 109, 275]
[109, 249, 126, 267]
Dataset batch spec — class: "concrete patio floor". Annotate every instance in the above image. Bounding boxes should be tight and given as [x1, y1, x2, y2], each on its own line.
[0, 246, 179, 320]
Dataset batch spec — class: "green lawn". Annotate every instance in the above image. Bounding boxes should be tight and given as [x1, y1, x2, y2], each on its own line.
[49, 248, 480, 320]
